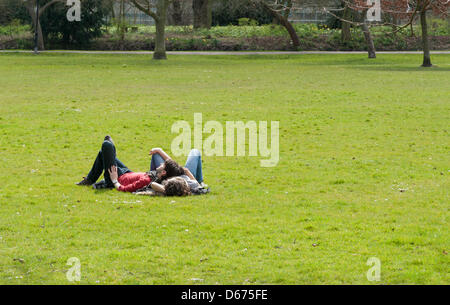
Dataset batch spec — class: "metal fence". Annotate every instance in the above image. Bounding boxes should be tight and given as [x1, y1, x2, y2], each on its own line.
[288, 7, 335, 24]
[114, 3, 336, 26]
[113, 2, 155, 25]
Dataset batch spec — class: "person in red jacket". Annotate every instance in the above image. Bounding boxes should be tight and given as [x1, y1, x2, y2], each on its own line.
[109, 147, 205, 193]
[108, 149, 184, 193]
[76, 136, 184, 192]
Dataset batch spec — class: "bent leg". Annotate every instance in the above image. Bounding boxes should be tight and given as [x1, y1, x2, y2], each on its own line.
[85, 139, 130, 186]
[150, 153, 165, 171]
[86, 150, 104, 183]
[100, 140, 117, 186]
[115, 158, 132, 176]
[185, 149, 203, 183]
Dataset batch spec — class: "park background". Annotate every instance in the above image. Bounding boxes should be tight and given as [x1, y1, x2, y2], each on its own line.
[0, 0, 449, 285]
[0, 0, 449, 54]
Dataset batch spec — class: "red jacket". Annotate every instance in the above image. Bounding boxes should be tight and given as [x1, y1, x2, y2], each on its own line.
[117, 172, 151, 192]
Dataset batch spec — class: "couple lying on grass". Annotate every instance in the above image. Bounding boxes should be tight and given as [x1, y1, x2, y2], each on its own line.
[76, 136, 208, 196]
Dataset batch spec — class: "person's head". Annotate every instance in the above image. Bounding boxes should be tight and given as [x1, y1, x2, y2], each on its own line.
[156, 159, 184, 180]
[162, 177, 190, 196]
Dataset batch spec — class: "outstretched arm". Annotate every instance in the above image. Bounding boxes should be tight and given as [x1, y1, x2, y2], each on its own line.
[150, 182, 165, 194]
[183, 167, 198, 183]
[149, 148, 171, 161]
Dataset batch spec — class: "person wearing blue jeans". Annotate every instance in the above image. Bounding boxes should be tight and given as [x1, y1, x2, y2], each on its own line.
[77, 137, 187, 190]
[147, 148, 207, 196]
[150, 148, 204, 184]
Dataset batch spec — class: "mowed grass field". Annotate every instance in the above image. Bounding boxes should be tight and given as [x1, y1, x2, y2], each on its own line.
[0, 53, 448, 284]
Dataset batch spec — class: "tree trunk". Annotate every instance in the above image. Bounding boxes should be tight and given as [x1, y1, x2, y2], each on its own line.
[410, 22, 415, 37]
[361, 11, 376, 59]
[341, 6, 351, 42]
[131, 0, 169, 59]
[153, 0, 168, 60]
[193, 0, 211, 29]
[26, 2, 45, 50]
[271, 1, 291, 24]
[206, 0, 212, 28]
[193, 0, 200, 28]
[391, 15, 397, 36]
[37, 21, 44, 50]
[271, 2, 281, 24]
[171, 0, 183, 26]
[362, 23, 376, 58]
[282, 0, 292, 19]
[420, 9, 432, 67]
[154, 18, 166, 59]
[261, 1, 299, 48]
[119, 0, 125, 50]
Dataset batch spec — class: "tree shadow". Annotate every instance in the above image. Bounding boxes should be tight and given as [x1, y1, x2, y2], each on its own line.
[93, 188, 113, 194]
[348, 65, 450, 72]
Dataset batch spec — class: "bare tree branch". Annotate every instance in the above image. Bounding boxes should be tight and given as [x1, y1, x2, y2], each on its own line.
[39, 0, 64, 16]
[129, 0, 159, 21]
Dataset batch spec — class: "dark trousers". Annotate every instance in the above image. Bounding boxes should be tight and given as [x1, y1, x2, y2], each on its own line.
[86, 140, 132, 186]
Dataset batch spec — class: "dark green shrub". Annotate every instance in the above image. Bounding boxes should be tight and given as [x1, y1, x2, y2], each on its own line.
[212, 0, 272, 26]
[40, 0, 108, 48]
[238, 18, 258, 26]
[16, 37, 34, 49]
[0, 0, 30, 25]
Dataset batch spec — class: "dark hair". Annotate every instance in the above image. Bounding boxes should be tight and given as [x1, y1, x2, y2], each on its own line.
[163, 159, 184, 179]
[163, 177, 190, 196]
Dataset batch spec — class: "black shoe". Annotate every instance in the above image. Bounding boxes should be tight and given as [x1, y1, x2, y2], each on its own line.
[104, 135, 114, 145]
[93, 179, 114, 190]
[76, 177, 93, 186]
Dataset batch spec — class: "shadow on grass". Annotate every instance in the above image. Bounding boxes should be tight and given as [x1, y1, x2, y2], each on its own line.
[348, 65, 450, 72]
[2, 52, 449, 71]
[93, 188, 113, 194]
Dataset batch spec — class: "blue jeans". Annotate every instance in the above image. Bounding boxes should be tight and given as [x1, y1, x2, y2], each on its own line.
[150, 149, 203, 183]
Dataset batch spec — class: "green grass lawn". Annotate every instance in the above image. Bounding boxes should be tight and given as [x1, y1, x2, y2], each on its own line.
[0, 53, 448, 284]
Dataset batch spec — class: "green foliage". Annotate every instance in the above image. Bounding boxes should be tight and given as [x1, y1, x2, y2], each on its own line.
[238, 18, 259, 26]
[212, 0, 272, 26]
[0, 0, 30, 25]
[165, 36, 221, 51]
[2, 21, 449, 51]
[40, 0, 109, 47]
[0, 53, 449, 284]
[429, 18, 450, 36]
[0, 22, 30, 36]
[149, 24, 340, 39]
